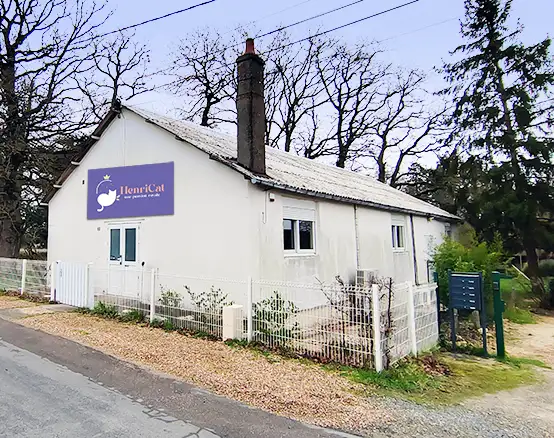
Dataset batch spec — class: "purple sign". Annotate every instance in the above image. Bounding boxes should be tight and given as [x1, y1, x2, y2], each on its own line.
[87, 162, 174, 220]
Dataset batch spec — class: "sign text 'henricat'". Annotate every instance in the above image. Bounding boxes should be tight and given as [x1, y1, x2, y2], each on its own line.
[87, 162, 174, 220]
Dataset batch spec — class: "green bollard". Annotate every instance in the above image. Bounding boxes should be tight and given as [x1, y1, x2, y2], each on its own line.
[492, 271, 506, 358]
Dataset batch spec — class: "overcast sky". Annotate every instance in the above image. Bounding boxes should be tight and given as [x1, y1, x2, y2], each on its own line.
[105, 0, 553, 113]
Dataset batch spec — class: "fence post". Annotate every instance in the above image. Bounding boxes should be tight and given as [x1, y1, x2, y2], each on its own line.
[50, 261, 58, 302]
[247, 276, 253, 342]
[371, 283, 383, 372]
[84, 263, 92, 309]
[149, 268, 157, 323]
[20, 259, 27, 295]
[407, 281, 418, 355]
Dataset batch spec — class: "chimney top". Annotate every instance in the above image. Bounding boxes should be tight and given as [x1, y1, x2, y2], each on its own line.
[244, 38, 255, 55]
[236, 38, 266, 175]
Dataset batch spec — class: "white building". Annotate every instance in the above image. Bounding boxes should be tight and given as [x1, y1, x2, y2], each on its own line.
[46, 40, 457, 303]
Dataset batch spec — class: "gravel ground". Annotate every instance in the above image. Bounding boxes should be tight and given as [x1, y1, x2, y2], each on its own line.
[18, 312, 389, 432]
[362, 313, 554, 438]
[0, 296, 37, 310]
[17, 311, 554, 438]
[363, 385, 553, 438]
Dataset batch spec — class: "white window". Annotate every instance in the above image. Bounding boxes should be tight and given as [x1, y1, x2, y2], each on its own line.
[283, 198, 316, 255]
[109, 224, 138, 265]
[391, 224, 405, 251]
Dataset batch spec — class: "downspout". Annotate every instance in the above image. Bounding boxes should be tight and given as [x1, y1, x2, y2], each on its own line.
[354, 205, 360, 269]
[410, 214, 419, 285]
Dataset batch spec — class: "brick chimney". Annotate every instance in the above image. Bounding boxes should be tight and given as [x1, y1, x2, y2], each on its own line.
[236, 38, 266, 174]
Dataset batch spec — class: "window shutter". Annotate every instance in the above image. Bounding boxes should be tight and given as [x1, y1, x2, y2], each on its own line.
[283, 206, 315, 221]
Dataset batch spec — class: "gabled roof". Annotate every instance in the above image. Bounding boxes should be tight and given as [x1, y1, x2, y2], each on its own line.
[46, 104, 458, 221]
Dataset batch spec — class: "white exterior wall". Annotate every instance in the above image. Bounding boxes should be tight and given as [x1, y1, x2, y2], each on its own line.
[252, 189, 447, 300]
[253, 191, 357, 284]
[48, 110, 254, 286]
[412, 216, 450, 283]
[48, 108, 451, 308]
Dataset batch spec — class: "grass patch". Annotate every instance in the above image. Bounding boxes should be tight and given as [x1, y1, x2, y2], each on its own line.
[503, 306, 537, 324]
[500, 277, 530, 296]
[498, 355, 550, 369]
[500, 277, 539, 324]
[334, 352, 542, 405]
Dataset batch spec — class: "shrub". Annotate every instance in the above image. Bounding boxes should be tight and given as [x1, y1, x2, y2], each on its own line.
[432, 230, 506, 314]
[120, 309, 145, 323]
[252, 291, 299, 346]
[149, 318, 174, 331]
[158, 287, 182, 308]
[186, 285, 233, 316]
[90, 301, 119, 318]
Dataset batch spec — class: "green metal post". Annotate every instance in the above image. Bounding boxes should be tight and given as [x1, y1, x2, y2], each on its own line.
[492, 271, 506, 358]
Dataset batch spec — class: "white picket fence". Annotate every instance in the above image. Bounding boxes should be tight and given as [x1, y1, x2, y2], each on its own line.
[1, 258, 439, 371]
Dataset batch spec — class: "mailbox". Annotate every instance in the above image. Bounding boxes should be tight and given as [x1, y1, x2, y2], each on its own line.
[448, 271, 487, 355]
[450, 272, 483, 311]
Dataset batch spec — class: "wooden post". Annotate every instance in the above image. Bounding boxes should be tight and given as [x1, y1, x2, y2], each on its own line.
[479, 271, 488, 356]
[450, 307, 457, 352]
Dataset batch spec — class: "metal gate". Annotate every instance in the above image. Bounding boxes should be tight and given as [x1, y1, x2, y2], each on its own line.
[54, 261, 92, 308]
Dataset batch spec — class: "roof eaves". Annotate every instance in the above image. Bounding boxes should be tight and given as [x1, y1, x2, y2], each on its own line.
[253, 178, 460, 221]
[207, 154, 460, 221]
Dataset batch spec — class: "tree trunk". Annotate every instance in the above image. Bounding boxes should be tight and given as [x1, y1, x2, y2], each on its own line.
[0, 194, 23, 258]
[523, 235, 546, 306]
[336, 140, 348, 168]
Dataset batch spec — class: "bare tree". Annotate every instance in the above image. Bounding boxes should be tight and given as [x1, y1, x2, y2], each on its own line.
[169, 28, 330, 151]
[168, 29, 449, 185]
[264, 35, 328, 152]
[314, 41, 391, 168]
[170, 28, 238, 127]
[79, 31, 153, 121]
[0, 0, 111, 257]
[358, 70, 450, 188]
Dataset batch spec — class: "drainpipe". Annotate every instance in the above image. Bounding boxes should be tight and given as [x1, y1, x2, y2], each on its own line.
[410, 214, 419, 285]
[354, 205, 360, 269]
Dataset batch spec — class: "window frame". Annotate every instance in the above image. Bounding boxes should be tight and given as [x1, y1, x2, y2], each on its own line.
[283, 219, 296, 251]
[108, 223, 140, 266]
[282, 198, 316, 256]
[391, 224, 406, 252]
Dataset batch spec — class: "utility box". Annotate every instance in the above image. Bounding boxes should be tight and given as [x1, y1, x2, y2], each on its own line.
[222, 305, 245, 341]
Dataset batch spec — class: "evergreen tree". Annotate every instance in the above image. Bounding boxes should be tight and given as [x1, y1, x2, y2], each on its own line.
[442, 0, 554, 306]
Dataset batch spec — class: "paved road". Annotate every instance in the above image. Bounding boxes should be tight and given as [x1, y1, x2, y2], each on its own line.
[0, 319, 356, 438]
